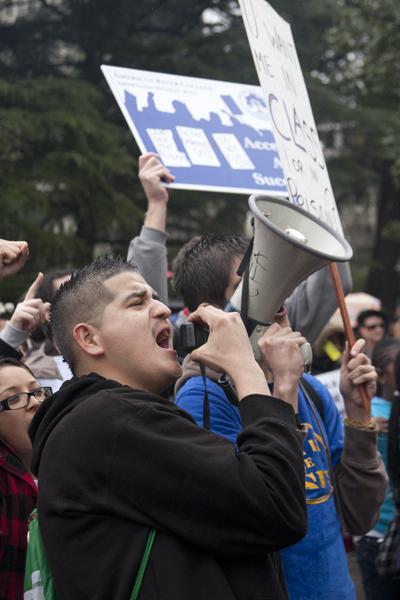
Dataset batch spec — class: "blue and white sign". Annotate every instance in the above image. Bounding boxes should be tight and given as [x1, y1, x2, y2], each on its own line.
[101, 65, 287, 196]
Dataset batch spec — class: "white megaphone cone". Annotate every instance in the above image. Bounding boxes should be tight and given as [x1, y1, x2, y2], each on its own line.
[226, 195, 353, 361]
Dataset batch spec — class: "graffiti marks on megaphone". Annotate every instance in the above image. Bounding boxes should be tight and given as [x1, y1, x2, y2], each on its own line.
[249, 252, 268, 286]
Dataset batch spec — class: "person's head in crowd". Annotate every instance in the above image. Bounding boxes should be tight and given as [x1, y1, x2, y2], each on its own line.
[312, 323, 345, 374]
[37, 269, 72, 303]
[173, 233, 249, 311]
[356, 309, 386, 353]
[0, 357, 51, 467]
[30, 269, 72, 347]
[371, 337, 400, 400]
[173, 233, 293, 335]
[51, 257, 181, 394]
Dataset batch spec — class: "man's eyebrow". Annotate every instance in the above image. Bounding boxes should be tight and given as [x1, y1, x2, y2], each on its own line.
[123, 289, 148, 303]
[152, 290, 160, 301]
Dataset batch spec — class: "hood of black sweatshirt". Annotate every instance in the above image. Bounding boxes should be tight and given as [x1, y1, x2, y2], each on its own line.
[29, 373, 122, 477]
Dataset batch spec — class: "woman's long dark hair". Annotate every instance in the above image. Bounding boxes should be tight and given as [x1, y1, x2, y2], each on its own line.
[388, 350, 400, 502]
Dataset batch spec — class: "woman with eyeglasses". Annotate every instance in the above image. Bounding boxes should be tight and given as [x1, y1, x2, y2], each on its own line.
[0, 357, 52, 600]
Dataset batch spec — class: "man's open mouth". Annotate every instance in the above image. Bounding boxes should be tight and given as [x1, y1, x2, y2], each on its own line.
[156, 329, 170, 349]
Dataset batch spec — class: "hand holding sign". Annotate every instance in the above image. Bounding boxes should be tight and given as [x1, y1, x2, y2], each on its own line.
[340, 339, 377, 423]
[138, 153, 175, 233]
[139, 153, 175, 206]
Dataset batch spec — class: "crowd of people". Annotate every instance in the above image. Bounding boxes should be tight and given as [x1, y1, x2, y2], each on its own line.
[0, 153, 399, 599]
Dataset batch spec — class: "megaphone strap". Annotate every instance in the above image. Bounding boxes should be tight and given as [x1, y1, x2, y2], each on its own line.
[199, 362, 211, 430]
[236, 237, 254, 277]
[239, 237, 254, 335]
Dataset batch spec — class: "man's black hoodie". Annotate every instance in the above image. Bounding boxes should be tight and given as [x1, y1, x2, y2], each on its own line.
[30, 373, 306, 600]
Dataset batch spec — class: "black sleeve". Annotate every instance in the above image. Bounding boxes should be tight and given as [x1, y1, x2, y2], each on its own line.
[0, 338, 22, 359]
[106, 393, 307, 558]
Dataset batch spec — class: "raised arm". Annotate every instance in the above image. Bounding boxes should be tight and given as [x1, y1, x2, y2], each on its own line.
[127, 153, 174, 304]
[334, 340, 388, 534]
[0, 272, 50, 350]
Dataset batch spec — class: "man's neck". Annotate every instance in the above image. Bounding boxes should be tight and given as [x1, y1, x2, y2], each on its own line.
[76, 362, 158, 395]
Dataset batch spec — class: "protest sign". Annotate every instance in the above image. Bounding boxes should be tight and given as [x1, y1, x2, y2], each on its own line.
[238, 0, 343, 232]
[315, 369, 345, 417]
[101, 65, 286, 196]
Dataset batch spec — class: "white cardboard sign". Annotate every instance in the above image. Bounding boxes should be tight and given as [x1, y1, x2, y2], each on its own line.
[239, 0, 343, 232]
[315, 369, 345, 417]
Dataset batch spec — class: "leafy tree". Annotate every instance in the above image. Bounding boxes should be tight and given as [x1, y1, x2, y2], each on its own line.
[324, 0, 400, 311]
[0, 0, 250, 300]
[0, 76, 142, 297]
[0, 0, 398, 311]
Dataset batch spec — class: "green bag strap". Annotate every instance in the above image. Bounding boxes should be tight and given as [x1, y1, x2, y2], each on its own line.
[130, 528, 157, 600]
[26, 509, 156, 600]
[24, 509, 56, 599]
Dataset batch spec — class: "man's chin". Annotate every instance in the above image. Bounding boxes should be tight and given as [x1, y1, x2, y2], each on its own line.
[162, 360, 182, 386]
[153, 364, 182, 398]
[171, 362, 183, 381]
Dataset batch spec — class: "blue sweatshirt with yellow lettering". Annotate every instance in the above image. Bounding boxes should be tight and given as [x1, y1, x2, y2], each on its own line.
[176, 372, 355, 600]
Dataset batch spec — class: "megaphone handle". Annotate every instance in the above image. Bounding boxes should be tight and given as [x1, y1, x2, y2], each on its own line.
[329, 263, 370, 414]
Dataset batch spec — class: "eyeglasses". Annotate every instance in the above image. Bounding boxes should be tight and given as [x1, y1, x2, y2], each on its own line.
[0, 387, 53, 412]
[362, 323, 385, 331]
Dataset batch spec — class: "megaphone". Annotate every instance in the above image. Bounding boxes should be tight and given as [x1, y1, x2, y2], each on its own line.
[226, 194, 353, 361]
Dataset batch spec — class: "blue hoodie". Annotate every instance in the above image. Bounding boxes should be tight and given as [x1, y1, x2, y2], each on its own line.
[176, 372, 355, 600]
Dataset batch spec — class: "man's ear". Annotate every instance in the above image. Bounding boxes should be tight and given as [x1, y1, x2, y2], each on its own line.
[73, 323, 105, 359]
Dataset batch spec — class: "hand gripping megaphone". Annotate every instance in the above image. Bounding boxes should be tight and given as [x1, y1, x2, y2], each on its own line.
[225, 195, 353, 363]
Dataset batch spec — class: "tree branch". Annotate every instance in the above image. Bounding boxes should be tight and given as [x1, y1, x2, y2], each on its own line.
[38, 0, 69, 19]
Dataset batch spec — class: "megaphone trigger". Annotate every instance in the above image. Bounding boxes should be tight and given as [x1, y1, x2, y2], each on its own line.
[248, 325, 313, 371]
[300, 342, 313, 373]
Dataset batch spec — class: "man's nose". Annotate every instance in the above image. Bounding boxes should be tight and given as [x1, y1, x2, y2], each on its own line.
[151, 298, 171, 319]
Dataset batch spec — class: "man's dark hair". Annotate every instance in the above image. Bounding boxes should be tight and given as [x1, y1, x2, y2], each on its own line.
[31, 269, 73, 345]
[37, 270, 73, 304]
[356, 309, 386, 328]
[173, 233, 249, 311]
[51, 257, 138, 373]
